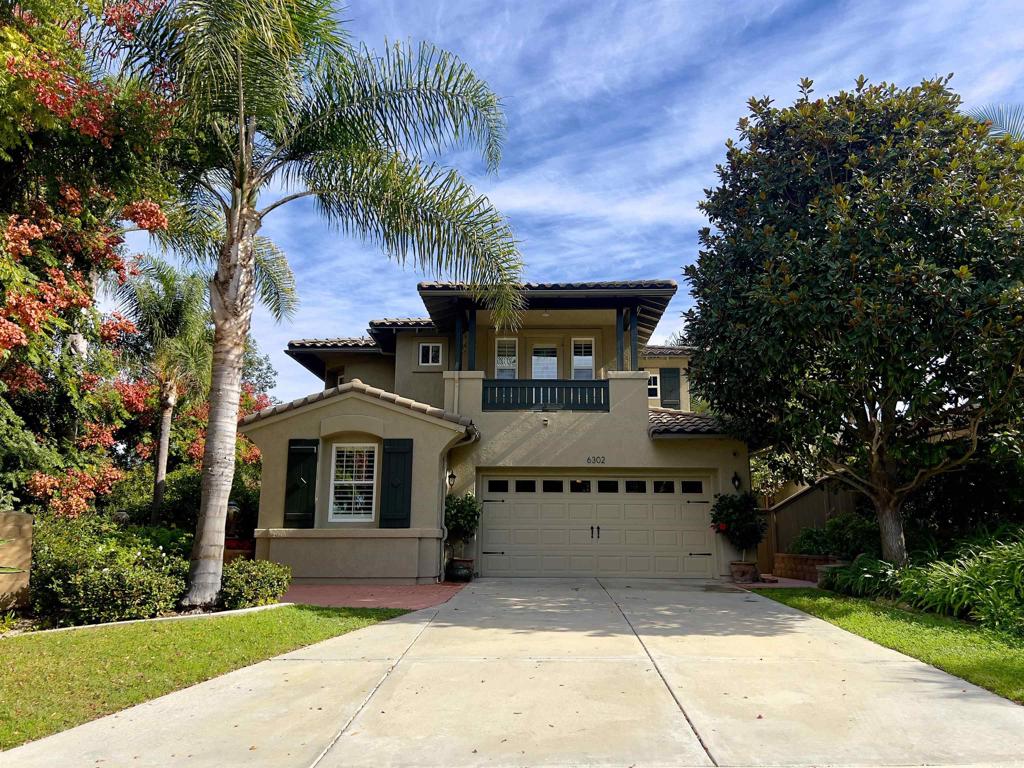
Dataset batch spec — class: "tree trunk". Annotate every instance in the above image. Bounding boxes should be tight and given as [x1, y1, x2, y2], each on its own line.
[873, 496, 908, 566]
[181, 209, 259, 607]
[151, 381, 177, 524]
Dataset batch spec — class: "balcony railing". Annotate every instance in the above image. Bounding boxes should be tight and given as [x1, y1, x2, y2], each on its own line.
[482, 378, 610, 412]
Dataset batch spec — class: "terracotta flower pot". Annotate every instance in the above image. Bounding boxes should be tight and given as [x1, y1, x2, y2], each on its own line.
[729, 560, 760, 583]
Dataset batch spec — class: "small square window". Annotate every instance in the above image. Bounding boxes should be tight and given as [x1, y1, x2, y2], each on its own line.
[514, 479, 536, 493]
[419, 342, 442, 366]
[542, 480, 564, 493]
[653, 480, 675, 494]
[487, 479, 509, 493]
[647, 373, 660, 398]
[570, 480, 591, 493]
[597, 480, 619, 493]
[680, 480, 704, 494]
[625, 480, 647, 493]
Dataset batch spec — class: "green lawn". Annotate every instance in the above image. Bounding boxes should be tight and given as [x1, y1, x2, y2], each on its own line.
[754, 588, 1024, 704]
[0, 605, 405, 750]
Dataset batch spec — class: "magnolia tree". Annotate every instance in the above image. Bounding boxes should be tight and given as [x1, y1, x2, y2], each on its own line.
[685, 77, 1024, 566]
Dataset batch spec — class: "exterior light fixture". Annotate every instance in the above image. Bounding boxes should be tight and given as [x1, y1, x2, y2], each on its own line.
[731, 472, 742, 491]
[447, 470, 457, 488]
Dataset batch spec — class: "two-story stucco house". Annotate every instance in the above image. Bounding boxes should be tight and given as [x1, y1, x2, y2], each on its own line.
[240, 279, 749, 583]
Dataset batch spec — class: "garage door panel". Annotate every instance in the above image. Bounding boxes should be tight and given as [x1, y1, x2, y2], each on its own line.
[624, 529, 650, 546]
[479, 474, 716, 578]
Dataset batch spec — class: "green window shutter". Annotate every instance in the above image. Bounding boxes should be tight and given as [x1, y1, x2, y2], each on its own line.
[284, 439, 318, 528]
[660, 368, 681, 409]
[379, 439, 413, 529]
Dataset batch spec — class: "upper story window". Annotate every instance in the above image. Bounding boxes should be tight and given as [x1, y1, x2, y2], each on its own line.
[419, 342, 442, 366]
[531, 345, 558, 379]
[330, 444, 377, 522]
[572, 339, 594, 380]
[495, 338, 518, 379]
[647, 372, 660, 398]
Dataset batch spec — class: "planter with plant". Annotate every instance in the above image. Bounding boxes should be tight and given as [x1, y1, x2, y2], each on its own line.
[710, 491, 766, 583]
[444, 493, 482, 582]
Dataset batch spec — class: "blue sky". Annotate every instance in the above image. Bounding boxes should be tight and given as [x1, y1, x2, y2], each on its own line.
[251, 0, 1024, 401]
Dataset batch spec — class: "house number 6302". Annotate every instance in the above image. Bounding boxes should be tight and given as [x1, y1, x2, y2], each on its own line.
[586, 456, 606, 464]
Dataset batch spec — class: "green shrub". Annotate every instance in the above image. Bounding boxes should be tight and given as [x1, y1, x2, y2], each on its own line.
[218, 558, 291, 610]
[710, 491, 766, 559]
[789, 526, 830, 556]
[821, 555, 901, 599]
[898, 532, 1024, 635]
[788, 513, 881, 560]
[31, 515, 187, 626]
[444, 493, 482, 544]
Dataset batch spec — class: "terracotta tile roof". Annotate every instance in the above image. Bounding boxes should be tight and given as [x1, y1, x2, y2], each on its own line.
[287, 337, 379, 350]
[239, 379, 475, 429]
[641, 345, 693, 358]
[418, 279, 676, 291]
[648, 409, 725, 438]
[368, 317, 435, 329]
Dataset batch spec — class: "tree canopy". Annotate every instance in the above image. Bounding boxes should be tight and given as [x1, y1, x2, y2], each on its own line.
[685, 76, 1024, 564]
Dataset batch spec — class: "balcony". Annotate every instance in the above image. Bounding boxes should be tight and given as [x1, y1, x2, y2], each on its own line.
[482, 379, 610, 412]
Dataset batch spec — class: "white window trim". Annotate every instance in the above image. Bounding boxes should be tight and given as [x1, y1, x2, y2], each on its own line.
[571, 337, 596, 380]
[494, 337, 518, 379]
[647, 371, 660, 399]
[329, 443, 378, 523]
[418, 342, 443, 367]
[531, 343, 559, 379]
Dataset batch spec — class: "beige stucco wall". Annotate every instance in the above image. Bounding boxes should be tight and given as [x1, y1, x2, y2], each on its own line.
[443, 371, 747, 577]
[322, 352, 395, 392]
[241, 392, 469, 583]
[0, 511, 31, 609]
[640, 354, 691, 411]
[394, 333, 450, 408]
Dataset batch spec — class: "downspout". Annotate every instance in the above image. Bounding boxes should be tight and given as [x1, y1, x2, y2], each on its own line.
[439, 424, 480, 583]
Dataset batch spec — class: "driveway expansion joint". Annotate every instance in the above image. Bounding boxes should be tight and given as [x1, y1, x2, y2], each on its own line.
[308, 608, 439, 768]
[596, 578, 720, 768]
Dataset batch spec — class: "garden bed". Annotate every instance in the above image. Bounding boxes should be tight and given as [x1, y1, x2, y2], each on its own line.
[0, 604, 406, 749]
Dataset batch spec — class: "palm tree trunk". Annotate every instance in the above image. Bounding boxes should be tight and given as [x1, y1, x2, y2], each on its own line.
[182, 209, 259, 607]
[151, 380, 177, 524]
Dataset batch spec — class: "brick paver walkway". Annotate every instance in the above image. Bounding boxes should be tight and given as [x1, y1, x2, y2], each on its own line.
[284, 582, 464, 610]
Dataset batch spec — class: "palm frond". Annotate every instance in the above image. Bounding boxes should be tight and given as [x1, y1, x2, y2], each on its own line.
[968, 103, 1024, 138]
[303, 150, 523, 327]
[279, 41, 505, 174]
[253, 237, 299, 321]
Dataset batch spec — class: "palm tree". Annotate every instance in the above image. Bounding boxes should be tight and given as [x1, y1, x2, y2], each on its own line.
[126, 0, 524, 605]
[969, 104, 1024, 138]
[117, 259, 211, 521]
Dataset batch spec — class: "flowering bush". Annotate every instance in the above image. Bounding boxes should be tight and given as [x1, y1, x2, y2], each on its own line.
[709, 491, 766, 561]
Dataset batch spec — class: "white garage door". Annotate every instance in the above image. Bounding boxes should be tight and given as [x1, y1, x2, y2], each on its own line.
[478, 474, 717, 578]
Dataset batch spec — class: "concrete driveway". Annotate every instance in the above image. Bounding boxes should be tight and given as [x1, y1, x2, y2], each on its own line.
[7, 579, 1024, 767]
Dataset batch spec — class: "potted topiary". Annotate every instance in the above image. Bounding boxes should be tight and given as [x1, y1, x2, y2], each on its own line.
[444, 492, 482, 582]
[710, 491, 766, 583]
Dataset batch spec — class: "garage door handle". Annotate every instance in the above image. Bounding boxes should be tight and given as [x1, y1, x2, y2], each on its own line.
[596, 525, 600, 539]
[686, 500, 711, 504]
[484, 499, 505, 503]
[590, 525, 594, 539]
[482, 551, 505, 555]
[689, 552, 712, 556]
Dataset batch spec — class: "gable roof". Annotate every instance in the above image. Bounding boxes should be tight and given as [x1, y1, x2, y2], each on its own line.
[239, 379, 474, 429]
[647, 409, 725, 438]
[288, 337, 378, 350]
